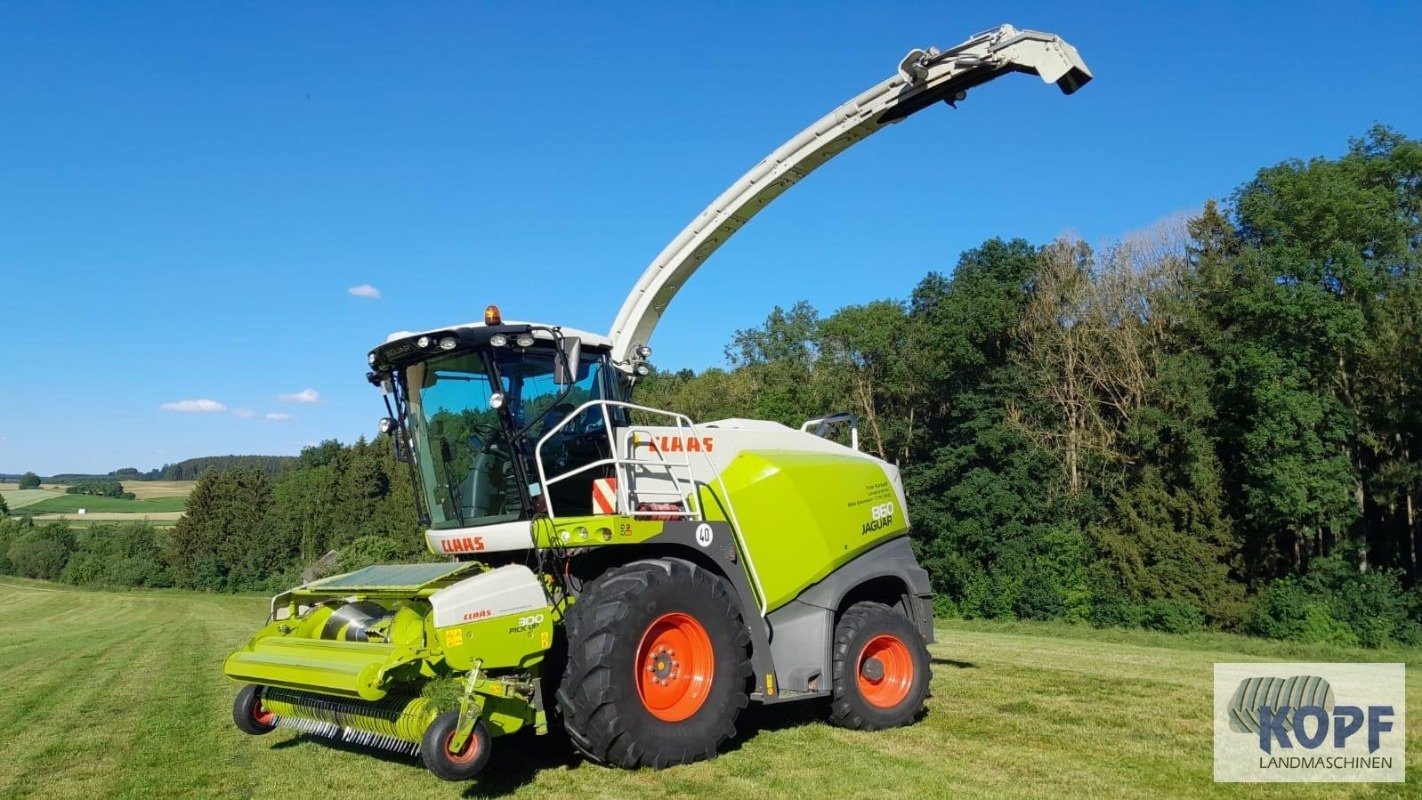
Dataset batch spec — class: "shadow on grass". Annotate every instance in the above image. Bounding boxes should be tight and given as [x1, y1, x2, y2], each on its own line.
[931, 657, 977, 669]
[461, 729, 578, 798]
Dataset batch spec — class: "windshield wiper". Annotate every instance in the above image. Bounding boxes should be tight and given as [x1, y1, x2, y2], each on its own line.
[436, 437, 467, 527]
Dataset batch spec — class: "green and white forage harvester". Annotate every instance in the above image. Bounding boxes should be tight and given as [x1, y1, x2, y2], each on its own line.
[224, 24, 1092, 781]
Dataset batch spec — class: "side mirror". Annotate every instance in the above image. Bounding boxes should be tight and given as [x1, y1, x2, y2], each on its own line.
[379, 418, 412, 463]
[554, 336, 582, 385]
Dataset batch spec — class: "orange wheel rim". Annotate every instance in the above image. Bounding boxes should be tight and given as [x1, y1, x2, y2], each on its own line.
[444, 729, 481, 764]
[857, 634, 913, 709]
[635, 612, 715, 722]
[251, 698, 275, 727]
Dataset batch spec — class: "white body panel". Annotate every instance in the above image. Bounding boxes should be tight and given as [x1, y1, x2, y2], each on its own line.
[428, 564, 548, 628]
[425, 520, 534, 557]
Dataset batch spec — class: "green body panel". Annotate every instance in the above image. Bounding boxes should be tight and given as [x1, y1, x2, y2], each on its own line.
[530, 514, 666, 547]
[476, 690, 539, 737]
[717, 450, 907, 610]
[435, 605, 554, 671]
[224, 638, 420, 701]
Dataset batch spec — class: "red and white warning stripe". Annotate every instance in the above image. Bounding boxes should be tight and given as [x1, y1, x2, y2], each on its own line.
[591, 477, 618, 515]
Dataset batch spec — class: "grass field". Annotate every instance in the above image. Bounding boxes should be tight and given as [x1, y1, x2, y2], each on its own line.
[0, 579, 1416, 800]
[17, 495, 188, 515]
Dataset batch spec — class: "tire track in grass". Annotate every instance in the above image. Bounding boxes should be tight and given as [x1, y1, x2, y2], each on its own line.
[0, 597, 172, 799]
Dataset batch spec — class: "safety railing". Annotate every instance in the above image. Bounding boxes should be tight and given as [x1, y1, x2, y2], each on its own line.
[533, 400, 707, 521]
[533, 399, 768, 615]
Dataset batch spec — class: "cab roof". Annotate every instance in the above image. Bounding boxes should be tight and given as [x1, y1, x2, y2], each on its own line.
[384, 320, 612, 350]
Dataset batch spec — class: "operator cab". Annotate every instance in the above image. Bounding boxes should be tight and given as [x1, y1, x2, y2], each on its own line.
[368, 309, 627, 537]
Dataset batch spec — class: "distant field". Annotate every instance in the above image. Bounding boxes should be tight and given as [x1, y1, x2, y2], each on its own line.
[0, 489, 59, 509]
[2, 481, 193, 520]
[17, 495, 187, 515]
[123, 480, 195, 500]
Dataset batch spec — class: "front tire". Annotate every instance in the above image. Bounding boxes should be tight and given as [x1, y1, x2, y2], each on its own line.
[557, 559, 752, 768]
[421, 712, 492, 781]
[232, 684, 277, 735]
[828, 602, 930, 730]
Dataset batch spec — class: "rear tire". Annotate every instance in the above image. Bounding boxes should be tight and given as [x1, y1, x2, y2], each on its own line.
[421, 712, 492, 782]
[233, 684, 277, 736]
[828, 602, 930, 730]
[557, 559, 752, 768]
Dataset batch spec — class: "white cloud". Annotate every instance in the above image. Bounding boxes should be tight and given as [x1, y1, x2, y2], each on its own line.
[265, 412, 294, 422]
[160, 399, 228, 413]
[348, 284, 381, 299]
[232, 408, 256, 419]
[279, 388, 321, 404]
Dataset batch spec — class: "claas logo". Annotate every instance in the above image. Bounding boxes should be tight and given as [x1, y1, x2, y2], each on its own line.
[439, 536, 485, 554]
[647, 436, 714, 453]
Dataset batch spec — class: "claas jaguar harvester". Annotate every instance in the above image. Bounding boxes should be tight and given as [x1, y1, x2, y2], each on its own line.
[224, 24, 1092, 781]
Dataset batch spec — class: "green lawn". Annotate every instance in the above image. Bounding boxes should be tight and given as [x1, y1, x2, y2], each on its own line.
[0, 578, 1416, 799]
[13, 494, 187, 515]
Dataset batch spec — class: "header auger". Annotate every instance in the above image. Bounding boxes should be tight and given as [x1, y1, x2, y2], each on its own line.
[224, 23, 1092, 782]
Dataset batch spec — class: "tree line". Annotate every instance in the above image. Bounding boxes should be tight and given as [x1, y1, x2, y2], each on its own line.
[5, 456, 296, 486]
[3, 127, 1418, 649]
[637, 126, 1422, 647]
[0, 437, 421, 592]
[65, 480, 136, 500]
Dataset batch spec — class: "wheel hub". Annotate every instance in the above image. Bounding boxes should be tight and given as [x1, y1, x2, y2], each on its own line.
[859, 656, 885, 682]
[856, 634, 914, 709]
[646, 645, 681, 685]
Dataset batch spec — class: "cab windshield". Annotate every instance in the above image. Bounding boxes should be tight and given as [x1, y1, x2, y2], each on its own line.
[403, 345, 614, 530]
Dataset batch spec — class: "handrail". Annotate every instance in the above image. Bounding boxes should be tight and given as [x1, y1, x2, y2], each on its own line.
[533, 399, 768, 614]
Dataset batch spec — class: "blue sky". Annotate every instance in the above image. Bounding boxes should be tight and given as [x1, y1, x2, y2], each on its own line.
[3, 2, 1420, 475]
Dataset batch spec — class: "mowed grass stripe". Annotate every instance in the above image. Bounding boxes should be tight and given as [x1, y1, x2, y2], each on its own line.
[103, 601, 250, 800]
[0, 626, 164, 798]
[0, 593, 167, 729]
